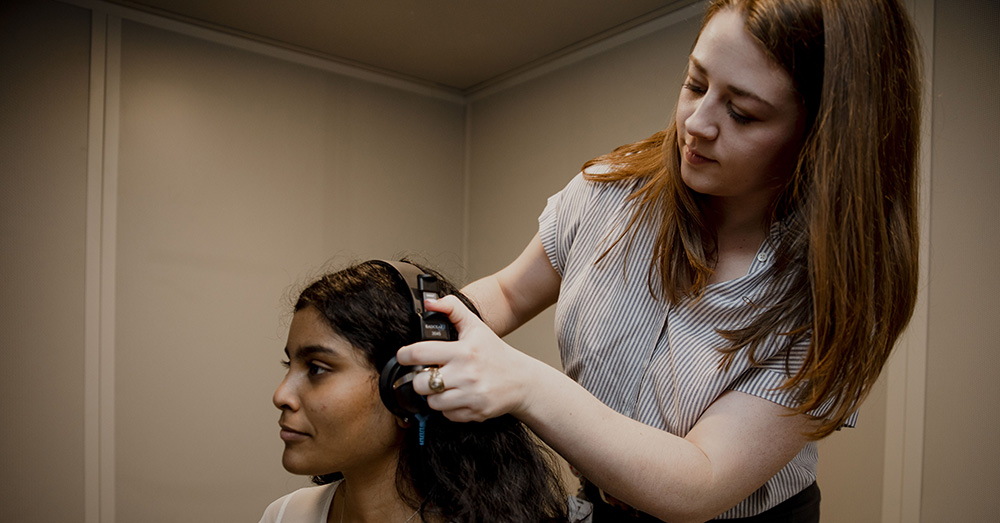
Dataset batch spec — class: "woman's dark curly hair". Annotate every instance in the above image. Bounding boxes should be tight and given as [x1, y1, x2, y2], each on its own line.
[293, 259, 568, 522]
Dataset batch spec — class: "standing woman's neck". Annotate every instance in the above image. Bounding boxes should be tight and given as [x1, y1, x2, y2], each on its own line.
[701, 193, 776, 284]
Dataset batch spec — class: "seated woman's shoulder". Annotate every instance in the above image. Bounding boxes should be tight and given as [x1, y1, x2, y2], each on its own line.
[258, 482, 339, 523]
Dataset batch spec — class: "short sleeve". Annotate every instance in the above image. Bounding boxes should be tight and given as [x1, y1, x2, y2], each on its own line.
[567, 495, 594, 523]
[730, 341, 858, 428]
[538, 172, 594, 276]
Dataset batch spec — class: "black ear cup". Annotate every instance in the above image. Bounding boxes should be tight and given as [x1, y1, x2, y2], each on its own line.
[374, 260, 457, 419]
[379, 356, 430, 419]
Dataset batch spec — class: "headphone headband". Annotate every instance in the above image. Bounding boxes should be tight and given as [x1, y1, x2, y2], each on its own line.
[377, 260, 456, 342]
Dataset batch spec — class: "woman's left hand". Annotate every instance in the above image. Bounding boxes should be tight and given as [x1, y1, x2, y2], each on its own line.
[395, 294, 543, 422]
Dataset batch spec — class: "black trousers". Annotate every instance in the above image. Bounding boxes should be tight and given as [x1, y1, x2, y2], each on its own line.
[580, 481, 821, 523]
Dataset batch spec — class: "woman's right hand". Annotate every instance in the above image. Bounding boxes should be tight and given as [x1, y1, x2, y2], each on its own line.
[396, 294, 546, 422]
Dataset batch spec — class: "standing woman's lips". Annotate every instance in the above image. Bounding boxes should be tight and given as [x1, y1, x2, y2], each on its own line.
[279, 424, 309, 442]
[683, 144, 715, 165]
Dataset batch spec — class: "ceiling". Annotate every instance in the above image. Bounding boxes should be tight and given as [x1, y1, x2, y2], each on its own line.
[101, 0, 703, 94]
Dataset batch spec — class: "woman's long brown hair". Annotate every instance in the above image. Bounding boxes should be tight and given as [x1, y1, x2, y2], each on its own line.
[583, 0, 922, 438]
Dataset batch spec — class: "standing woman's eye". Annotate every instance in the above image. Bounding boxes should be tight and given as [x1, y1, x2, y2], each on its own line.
[727, 104, 755, 125]
[682, 80, 707, 95]
[280, 359, 290, 369]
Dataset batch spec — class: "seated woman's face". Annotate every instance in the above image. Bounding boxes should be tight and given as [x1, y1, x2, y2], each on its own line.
[273, 305, 403, 477]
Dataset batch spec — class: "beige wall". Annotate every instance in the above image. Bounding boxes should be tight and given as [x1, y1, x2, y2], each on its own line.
[922, 0, 1000, 521]
[3, 1, 466, 521]
[0, 1, 92, 521]
[1, 0, 997, 521]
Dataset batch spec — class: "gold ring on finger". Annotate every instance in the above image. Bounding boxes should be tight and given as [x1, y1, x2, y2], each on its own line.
[427, 367, 446, 393]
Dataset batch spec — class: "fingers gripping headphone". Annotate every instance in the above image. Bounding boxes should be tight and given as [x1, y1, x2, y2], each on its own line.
[374, 260, 457, 421]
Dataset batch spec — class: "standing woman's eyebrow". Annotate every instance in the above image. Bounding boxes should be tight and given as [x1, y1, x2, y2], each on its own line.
[688, 55, 776, 109]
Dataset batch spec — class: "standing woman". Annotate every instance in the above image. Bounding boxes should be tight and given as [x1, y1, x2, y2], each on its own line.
[397, 0, 922, 521]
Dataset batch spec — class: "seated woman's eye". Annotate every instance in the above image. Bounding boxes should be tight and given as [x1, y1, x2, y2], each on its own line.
[307, 362, 330, 376]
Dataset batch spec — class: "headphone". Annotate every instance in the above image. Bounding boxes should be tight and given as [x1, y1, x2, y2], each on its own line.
[373, 260, 457, 420]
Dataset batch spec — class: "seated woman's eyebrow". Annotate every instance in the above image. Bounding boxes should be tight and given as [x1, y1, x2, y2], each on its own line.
[286, 345, 342, 360]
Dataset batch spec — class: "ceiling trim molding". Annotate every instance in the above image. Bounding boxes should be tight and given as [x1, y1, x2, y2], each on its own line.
[58, 0, 706, 105]
[57, 0, 468, 104]
[466, 0, 706, 101]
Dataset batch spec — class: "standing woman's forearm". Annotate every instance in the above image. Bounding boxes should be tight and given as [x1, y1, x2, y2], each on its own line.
[514, 361, 814, 523]
[462, 275, 519, 337]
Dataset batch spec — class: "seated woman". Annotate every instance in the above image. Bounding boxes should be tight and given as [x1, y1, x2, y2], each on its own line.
[259, 260, 585, 523]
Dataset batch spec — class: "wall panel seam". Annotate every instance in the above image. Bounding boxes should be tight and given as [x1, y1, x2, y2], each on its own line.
[99, 14, 122, 523]
[85, 11, 107, 523]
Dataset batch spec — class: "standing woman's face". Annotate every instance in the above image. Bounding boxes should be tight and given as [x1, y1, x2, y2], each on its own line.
[273, 306, 403, 477]
[676, 8, 806, 210]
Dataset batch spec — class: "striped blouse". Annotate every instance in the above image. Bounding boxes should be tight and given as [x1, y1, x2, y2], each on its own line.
[538, 172, 850, 519]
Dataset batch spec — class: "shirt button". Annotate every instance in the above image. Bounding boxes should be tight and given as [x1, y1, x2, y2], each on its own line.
[756, 252, 768, 262]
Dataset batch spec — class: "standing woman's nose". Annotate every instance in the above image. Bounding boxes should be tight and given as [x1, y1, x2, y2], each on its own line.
[684, 95, 720, 142]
